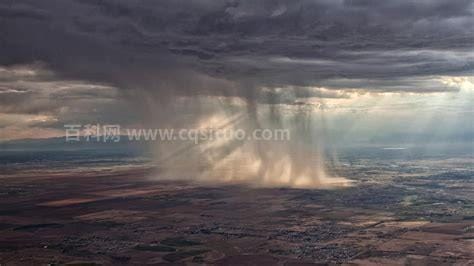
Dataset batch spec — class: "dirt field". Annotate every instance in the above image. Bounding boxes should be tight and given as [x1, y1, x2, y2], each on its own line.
[0, 164, 472, 265]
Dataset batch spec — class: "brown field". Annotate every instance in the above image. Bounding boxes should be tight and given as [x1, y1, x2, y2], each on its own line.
[0, 165, 472, 265]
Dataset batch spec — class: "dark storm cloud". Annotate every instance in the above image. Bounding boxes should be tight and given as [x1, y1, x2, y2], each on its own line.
[0, 4, 49, 20]
[0, 0, 472, 105]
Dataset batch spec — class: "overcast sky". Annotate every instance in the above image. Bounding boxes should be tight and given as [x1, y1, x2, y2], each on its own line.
[0, 0, 472, 141]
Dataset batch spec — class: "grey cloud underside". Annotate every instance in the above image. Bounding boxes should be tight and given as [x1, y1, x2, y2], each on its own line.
[1, 0, 473, 99]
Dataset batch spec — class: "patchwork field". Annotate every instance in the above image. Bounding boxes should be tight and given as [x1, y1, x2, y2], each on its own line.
[0, 157, 472, 265]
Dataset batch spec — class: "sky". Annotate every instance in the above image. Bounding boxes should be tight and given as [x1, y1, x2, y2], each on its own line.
[0, 0, 473, 143]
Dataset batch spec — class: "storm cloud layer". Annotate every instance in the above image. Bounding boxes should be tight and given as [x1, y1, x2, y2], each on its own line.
[1, 0, 473, 95]
[0, 0, 472, 139]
